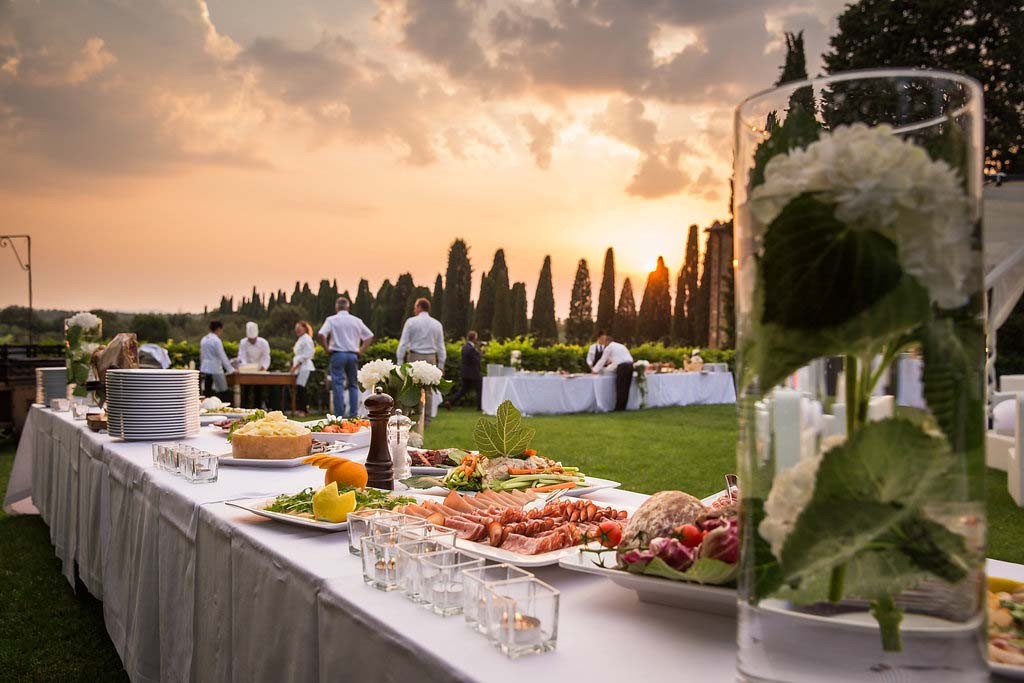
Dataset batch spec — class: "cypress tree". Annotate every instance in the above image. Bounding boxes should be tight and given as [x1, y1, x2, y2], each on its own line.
[432, 274, 444, 325]
[474, 272, 493, 339]
[777, 31, 814, 114]
[353, 279, 374, 322]
[673, 225, 700, 344]
[373, 279, 394, 338]
[267, 292, 277, 313]
[250, 286, 265, 317]
[315, 279, 335, 323]
[290, 282, 302, 308]
[530, 255, 558, 345]
[392, 273, 417, 334]
[565, 258, 593, 344]
[510, 282, 528, 337]
[615, 278, 637, 345]
[596, 247, 616, 335]
[443, 239, 473, 340]
[489, 249, 513, 340]
[694, 247, 711, 347]
[637, 256, 672, 343]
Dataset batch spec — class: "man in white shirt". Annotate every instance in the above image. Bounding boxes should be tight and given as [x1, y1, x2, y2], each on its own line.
[318, 297, 374, 418]
[237, 321, 271, 408]
[199, 320, 234, 400]
[586, 331, 607, 370]
[590, 332, 634, 411]
[396, 297, 446, 423]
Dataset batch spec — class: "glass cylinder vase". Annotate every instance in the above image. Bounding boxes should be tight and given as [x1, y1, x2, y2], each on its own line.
[733, 70, 986, 681]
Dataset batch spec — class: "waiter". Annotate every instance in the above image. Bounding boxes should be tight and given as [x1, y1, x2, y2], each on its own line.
[396, 297, 446, 424]
[319, 297, 374, 418]
[199, 320, 234, 402]
[237, 321, 271, 408]
[590, 331, 634, 412]
[444, 330, 482, 411]
[586, 331, 607, 370]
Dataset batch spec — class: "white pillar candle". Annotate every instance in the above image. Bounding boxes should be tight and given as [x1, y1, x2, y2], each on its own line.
[772, 388, 803, 472]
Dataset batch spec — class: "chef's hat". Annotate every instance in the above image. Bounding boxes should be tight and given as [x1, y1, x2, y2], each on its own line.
[246, 321, 259, 338]
[691, 348, 701, 356]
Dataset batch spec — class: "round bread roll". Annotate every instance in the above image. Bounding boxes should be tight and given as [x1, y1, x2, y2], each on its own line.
[620, 490, 708, 547]
[232, 432, 312, 460]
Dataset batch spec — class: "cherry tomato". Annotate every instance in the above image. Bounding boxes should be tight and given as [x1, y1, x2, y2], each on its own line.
[597, 520, 622, 548]
[677, 523, 704, 548]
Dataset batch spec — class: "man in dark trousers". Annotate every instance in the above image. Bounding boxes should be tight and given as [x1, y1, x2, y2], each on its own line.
[445, 330, 483, 410]
[589, 331, 635, 411]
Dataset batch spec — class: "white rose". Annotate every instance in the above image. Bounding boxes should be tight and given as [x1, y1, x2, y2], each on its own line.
[67, 311, 101, 331]
[357, 359, 396, 391]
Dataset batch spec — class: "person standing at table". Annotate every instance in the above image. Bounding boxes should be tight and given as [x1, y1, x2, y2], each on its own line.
[237, 321, 271, 408]
[586, 331, 607, 370]
[319, 297, 374, 418]
[291, 321, 315, 417]
[199, 320, 234, 402]
[590, 332, 634, 411]
[444, 330, 481, 411]
[396, 297, 446, 423]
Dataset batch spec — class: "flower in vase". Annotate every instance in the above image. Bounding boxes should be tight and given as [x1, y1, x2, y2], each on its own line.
[407, 360, 443, 386]
[357, 359, 396, 391]
[758, 450, 825, 559]
[67, 311, 101, 331]
[750, 123, 973, 308]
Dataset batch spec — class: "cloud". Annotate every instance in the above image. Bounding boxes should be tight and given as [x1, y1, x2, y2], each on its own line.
[518, 113, 556, 169]
[627, 141, 689, 198]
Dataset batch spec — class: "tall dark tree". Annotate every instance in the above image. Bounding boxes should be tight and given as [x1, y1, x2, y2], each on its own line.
[824, 0, 1024, 173]
[694, 247, 711, 347]
[372, 279, 395, 338]
[267, 292, 277, 313]
[777, 30, 814, 114]
[290, 281, 303, 308]
[565, 259, 594, 344]
[474, 272, 494, 339]
[352, 279, 374, 322]
[432, 274, 444, 325]
[672, 225, 701, 344]
[489, 250, 513, 340]
[637, 256, 672, 343]
[132, 314, 169, 342]
[596, 248, 616, 335]
[614, 278, 638, 345]
[530, 256, 558, 344]
[392, 273, 417, 333]
[218, 295, 233, 315]
[510, 282, 529, 337]
[315, 279, 337, 323]
[443, 238, 473, 340]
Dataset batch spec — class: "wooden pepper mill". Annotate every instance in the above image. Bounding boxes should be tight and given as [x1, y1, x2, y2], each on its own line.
[364, 387, 395, 490]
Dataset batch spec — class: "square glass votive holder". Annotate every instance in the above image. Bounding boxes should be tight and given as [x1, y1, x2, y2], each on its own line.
[418, 550, 485, 617]
[395, 538, 455, 603]
[396, 524, 458, 546]
[360, 532, 403, 591]
[462, 564, 534, 633]
[71, 402, 89, 420]
[485, 578, 560, 658]
[347, 509, 398, 556]
[182, 449, 219, 484]
[368, 513, 429, 538]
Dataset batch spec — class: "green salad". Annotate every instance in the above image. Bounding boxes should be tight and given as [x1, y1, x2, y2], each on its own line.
[264, 486, 416, 515]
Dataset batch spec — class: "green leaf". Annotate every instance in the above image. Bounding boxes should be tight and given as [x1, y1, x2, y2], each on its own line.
[745, 274, 929, 393]
[896, 515, 972, 583]
[778, 419, 955, 584]
[637, 556, 738, 586]
[399, 475, 446, 490]
[741, 496, 785, 600]
[473, 400, 535, 457]
[761, 194, 904, 330]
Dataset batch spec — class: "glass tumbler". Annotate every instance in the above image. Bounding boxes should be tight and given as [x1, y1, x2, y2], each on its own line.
[418, 550, 485, 617]
[462, 564, 534, 633]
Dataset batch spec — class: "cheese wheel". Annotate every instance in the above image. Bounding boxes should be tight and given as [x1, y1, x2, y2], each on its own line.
[232, 432, 312, 460]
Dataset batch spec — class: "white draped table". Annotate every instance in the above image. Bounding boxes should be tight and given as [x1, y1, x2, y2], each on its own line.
[4, 406, 746, 682]
[482, 371, 736, 416]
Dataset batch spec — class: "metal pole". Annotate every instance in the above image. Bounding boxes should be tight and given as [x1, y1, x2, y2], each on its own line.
[0, 234, 32, 345]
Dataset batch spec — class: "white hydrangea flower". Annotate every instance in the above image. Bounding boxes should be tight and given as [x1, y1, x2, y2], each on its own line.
[81, 342, 100, 354]
[67, 311, 101, 331]
[357, 359, 396, 391]
[758, 450, 825, 559]
[750, 123, 974, 309]
[407, 360, 443, 386]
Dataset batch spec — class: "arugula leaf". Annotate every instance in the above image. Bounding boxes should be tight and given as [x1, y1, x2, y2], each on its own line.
[473, 400, 535, 457]
[778, 419, 956, 584]
[761, 194, 905, 330]
[631, 556, 738, 586]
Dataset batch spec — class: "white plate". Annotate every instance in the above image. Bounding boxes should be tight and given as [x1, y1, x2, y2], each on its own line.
[558, 548, 737, 616]
[225, 497, 350, 531]
[220, 441, 354, 467]
[993, 662, 1024, 679]
[414, 476, 622, 498]
[303, 421, 371, 448]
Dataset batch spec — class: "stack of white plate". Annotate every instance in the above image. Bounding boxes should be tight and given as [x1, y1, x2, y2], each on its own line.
[36, 367, 69, 405]
[105, 369, 201, 440]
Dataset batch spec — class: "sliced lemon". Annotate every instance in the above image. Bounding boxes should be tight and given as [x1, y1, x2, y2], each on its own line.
[312, 482, 357, 523]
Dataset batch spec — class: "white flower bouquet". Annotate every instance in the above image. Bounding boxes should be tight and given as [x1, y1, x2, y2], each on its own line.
[357, 358, 453, 427]
[65, 312, 103, 397]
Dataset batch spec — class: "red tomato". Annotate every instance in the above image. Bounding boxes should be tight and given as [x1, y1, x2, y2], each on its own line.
[677, 523, 704, 548]
[597, 520, 623, 549]
[322, 424, 343, 433]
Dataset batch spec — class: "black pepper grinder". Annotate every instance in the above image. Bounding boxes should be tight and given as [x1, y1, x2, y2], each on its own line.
[364, 387, 395, 490]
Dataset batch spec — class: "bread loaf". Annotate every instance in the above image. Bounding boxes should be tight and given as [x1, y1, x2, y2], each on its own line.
[620, 491, 707, 547]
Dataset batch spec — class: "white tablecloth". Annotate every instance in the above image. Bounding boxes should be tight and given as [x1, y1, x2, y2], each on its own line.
[482, 372, 736, 415]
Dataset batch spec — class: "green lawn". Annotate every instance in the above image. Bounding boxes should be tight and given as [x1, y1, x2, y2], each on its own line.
[2, 405, 1023, 677]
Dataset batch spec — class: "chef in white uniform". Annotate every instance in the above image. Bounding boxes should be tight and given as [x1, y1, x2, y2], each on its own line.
[199, 320, 234, 399]
[291, 321, 316, 416]
[237, 321, 271, 408]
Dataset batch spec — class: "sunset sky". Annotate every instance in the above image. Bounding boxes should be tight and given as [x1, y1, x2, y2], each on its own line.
[0, 0, 845, 318]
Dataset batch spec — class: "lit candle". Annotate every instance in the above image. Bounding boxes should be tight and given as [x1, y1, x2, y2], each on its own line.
[501, 611, 541, 646]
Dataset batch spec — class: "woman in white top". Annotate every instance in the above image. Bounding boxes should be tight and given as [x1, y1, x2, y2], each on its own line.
[199, 320, 234, 400]
[291, 321, 316, 416]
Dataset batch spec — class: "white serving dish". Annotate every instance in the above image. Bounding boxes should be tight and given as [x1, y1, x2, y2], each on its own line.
[225, 497, 349, 531]
[414, 476, 621, 498]
[303, 420, 371, 448]
[219, 441, 354, 467]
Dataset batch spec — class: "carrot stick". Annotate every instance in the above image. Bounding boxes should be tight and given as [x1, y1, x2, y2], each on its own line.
[528, 482, 577, 493]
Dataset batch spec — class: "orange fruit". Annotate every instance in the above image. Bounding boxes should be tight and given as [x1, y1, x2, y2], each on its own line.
[324, 457, 368, 489]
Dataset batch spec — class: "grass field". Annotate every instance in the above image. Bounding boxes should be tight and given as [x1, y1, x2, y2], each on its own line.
[2, 405, 1023, 677]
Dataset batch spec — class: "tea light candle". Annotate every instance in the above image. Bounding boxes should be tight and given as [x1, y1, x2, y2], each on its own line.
[509, 612, 542, 646]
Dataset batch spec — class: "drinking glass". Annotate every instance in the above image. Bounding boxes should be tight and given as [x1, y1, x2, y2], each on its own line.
[484, 578, 559, 657]
[418, 550, 485, 617]
[462, 564, 534, 633]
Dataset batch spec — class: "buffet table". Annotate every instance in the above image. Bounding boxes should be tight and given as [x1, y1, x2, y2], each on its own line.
[227, 371, 297, 412]
[4, 406, 740, 682]
[481, 371, 736, 416]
